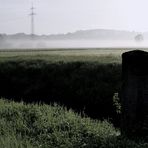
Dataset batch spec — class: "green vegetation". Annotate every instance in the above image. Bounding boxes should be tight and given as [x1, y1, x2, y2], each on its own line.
[1, 48, 148, 147]
[0, 48, 123, 125]
[0, 59, 121, 125]
[0, 48, 124, 63]
[1, 98, 148, 148]
[0, 48, 148, 63]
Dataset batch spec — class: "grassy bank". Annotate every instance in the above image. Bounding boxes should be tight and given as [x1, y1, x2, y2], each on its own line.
[1, 98, 148, 148]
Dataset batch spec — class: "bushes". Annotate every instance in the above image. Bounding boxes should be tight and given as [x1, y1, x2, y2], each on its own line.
[0, 60, 121, 124]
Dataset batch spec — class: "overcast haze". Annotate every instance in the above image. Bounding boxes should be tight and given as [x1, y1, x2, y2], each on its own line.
[0, 0, 148, 35]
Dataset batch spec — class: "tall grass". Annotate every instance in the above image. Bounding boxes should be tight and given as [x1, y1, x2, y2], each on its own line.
[0, 99, 148, 148]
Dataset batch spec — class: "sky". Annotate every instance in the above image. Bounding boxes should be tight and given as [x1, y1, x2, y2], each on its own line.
[0, 0, 148, 35]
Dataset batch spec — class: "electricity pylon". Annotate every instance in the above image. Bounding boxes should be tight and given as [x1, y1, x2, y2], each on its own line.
[30, 3, 36, 38]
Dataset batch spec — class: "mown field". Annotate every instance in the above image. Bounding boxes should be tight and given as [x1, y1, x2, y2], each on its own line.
[0, 48, 148, 147]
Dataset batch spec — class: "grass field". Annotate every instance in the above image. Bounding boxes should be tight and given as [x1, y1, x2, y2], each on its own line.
[0, 48, 130, 63]
[0, 48, 148, 63]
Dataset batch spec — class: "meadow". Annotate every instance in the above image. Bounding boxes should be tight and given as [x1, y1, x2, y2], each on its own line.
[0, 48, 148, 147]
[0, 48, 123, 63]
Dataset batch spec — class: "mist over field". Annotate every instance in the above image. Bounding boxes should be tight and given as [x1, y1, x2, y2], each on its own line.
[0, 39, 147, 49]
[0, 29, 147, 49]
[1, 0, 148, 50]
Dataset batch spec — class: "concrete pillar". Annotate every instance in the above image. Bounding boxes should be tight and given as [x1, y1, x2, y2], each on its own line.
[122, 50, 148, 137]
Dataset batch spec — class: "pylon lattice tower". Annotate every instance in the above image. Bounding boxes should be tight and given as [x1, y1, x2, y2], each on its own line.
[30, 3, 36, 38]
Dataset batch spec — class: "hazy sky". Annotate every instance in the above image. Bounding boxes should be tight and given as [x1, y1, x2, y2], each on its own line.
[0, 0, 148, 35]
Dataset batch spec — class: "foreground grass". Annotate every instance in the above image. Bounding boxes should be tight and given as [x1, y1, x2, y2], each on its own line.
[0, 99, 148, 148]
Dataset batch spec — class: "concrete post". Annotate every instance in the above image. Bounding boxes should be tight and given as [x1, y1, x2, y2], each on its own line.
[122, 50, 148, 137]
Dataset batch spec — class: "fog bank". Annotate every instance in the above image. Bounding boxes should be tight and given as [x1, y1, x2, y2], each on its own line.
[0, 39, 148, 49]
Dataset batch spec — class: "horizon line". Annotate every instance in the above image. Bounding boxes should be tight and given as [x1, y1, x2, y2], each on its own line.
[0, 28, 146, 36]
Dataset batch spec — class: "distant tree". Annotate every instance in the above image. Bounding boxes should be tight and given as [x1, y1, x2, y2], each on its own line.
[135, 34, 144, 42]
[0, 34, 7, 48]
[0, 34, 3, 41]
[0, 34, 4, 45]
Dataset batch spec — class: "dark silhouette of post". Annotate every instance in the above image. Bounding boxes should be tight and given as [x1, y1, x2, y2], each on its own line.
[122, 50, 148, 137]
